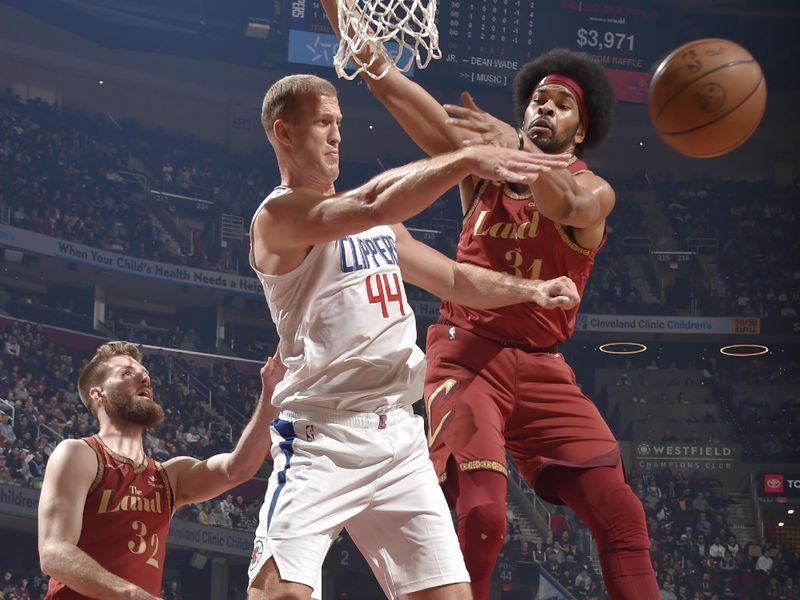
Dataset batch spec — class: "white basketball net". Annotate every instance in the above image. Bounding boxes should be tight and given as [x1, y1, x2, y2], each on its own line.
[334, 0, 442, 80]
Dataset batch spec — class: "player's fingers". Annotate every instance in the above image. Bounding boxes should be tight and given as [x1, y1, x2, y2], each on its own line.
[444, 104, 479, 118]
[555, 296, 574, 308]
[464, 137, 499, 148]
[529, 152, 572, 161]
[461, 91, 481, 111]
[445, 117, 486, 133]
[524, 153, 572, 166]
[524, 173, 540, 184]
[516, 154, 570, 168]
[497, 167, 527, 183]
[540, 297, 560, 309]
[511, 160, 553, 172]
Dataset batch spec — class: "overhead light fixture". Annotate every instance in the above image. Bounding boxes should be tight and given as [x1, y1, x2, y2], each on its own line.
[245, 18, 270, 39]
[599, 342, 647, 355]
[720, 344, 768, 357]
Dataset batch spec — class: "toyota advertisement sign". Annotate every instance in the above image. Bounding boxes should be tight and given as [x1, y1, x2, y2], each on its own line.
[761, 473, 800, 498]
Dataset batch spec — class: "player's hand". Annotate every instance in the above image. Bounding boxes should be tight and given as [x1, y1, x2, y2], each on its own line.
[463, 144, 570, 184]
[261, 351, 287, 394]
[532, 276, 580, 310]
[445, 92, 519, 149]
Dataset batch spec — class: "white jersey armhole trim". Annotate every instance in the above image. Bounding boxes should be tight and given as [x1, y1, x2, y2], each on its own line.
[249, 187, 326, 283]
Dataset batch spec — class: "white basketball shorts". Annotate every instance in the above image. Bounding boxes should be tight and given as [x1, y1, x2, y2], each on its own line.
[247, 404, 469, 599]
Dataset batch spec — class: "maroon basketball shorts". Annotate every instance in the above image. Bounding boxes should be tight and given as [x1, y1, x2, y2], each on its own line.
[423, 323, 620, 503]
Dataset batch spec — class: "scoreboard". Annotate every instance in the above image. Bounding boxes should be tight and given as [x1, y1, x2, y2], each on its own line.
[287, 0, 678, 103]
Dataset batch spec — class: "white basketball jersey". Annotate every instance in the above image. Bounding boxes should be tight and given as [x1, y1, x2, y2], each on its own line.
[250, 186, 426, 413]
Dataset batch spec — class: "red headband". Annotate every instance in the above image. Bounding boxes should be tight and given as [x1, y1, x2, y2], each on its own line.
[533, 74, 588, 133]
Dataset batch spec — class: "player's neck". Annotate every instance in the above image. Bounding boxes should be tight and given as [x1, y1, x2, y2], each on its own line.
[283, 173, 335, 195]
[280, 159, 336, 195]
[96, 425, 146, 464]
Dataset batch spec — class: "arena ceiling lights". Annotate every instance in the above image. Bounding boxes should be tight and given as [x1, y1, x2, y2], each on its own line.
[719, 344, 769, 357]
[598, 342, 647, 355]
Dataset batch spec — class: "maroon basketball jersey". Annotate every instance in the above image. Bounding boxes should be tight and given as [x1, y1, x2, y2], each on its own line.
[440, 160, 605, 347]
[45, 435, 173, 599]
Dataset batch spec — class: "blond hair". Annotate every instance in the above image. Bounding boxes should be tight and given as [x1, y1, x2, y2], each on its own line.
[261, 74, 337, 140]
[77, 341, 141, 415]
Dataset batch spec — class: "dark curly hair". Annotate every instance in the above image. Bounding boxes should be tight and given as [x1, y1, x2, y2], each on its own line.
[513, 48, 616, 155]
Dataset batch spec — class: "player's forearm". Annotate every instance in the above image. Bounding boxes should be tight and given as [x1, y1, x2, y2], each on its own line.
[515, 132, 594, 223]
[449, 262, 546, 309]
[222, 393, 279, 483]
[527, 164, 592, 223]
[349, 149, 476, 225]
[40, 541, 155, 600]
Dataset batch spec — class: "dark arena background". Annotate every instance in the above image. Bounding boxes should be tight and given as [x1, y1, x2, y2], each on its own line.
[0, 0, 799, 598]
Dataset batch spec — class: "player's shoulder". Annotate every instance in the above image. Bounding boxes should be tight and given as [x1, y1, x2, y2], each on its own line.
[51, 437, 94, 460]
[44, 438, 98, 484]
[576, 170, 616, 205]
[256, 186, 326, 221]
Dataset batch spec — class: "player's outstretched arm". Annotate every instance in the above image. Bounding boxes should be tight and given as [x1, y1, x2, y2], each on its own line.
[444, 91, 524, 150]
[164, 355, 286, 508]
[38, 440, 163, 600]
[444, 92, 615, 242]
[393, 225, 580, 310]
[319, 0, 465, 157]
[256, 146, 569, 254]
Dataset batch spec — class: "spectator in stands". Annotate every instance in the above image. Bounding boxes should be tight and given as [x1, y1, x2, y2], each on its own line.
[229, 502, 242, 529]
[0, 454, 13, 483]
[709, 537, 725, 559]
[28, 450, 44, 480]
[558, 529, 573, 548]
[0, 412, 15, 443]
[532, 541, 545, 563]
[239, 501, 259, 530]
[695, 534, 708, 558]
[719, 549, 736, 574]
[211, 502, 232, 528]
[63, 382, 79, 405]
[219, 493, 234, 517]
[725, 535, 739, 557]
[12, 576, 31, 599]
[661, 580, 678, 600]
[550, 506, 569, 541]
[695, 512, 712, 537]
[586, 580, 603, 600]
[198, 502, 215, 526]
[546, 541, 566, 566]
[7, 446, 30, 485]
[1, 570, 15, 595]
[756, 548, 774, 576]
[163, 579, 182, 600]
[4, 335, 21, 358]
[574, 567, 592, 593]
[697, 572, 713, 598]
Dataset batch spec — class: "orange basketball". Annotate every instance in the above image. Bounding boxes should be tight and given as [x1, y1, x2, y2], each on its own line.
[648, 38, 767, 158]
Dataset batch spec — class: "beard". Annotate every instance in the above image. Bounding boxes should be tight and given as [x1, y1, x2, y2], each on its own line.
[529, 121, 580, 154]
[106, 389, 165, 428]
